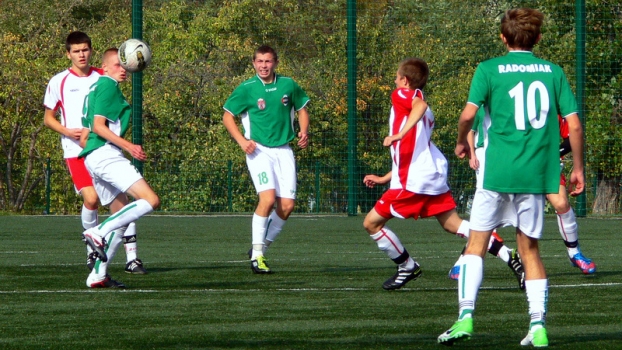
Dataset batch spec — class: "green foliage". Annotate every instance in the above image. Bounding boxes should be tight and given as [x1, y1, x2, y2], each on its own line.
[1, 0, 621, 214]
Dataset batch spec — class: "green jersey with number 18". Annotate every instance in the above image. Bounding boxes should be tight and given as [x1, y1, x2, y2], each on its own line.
[467, 51, 578, 194]
[223, 74, 310, 148]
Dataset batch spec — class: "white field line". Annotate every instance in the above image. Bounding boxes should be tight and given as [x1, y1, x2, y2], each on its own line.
[0, 282, 620, 294]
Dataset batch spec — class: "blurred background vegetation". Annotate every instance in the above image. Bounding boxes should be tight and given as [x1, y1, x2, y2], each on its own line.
[0, 0, 620, 215]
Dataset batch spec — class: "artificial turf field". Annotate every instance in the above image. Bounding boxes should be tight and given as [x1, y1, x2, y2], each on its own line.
[1, 215, 620, 349]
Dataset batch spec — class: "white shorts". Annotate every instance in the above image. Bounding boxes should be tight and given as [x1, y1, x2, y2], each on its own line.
[84, 144, 143, 206]
[246, 143, 297, 199]
[469, 188, 545, 239]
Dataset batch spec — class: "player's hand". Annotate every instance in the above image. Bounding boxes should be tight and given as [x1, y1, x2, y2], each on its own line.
[383, 134, 400, 147]
[239, 139, 256, 155]
[455, 142, 469, 159]
[297, 132, 309, 149]
[128, 144, 147, 161]
[469, 157, 479, 170]
[363, 175, 382, 188]
[568, 169, 585, 196]
[66, 128, 83, 140]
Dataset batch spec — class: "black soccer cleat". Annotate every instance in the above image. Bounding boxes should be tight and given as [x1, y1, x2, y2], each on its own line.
[507, 249, 525, 290]
[86, 252, 97, 270]
[382, 263, 422, 290]
[125, 259, 148, 274]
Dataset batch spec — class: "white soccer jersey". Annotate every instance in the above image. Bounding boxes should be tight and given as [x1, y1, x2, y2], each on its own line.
[43, 67, 102, 158]
[388, 88, 449, 195]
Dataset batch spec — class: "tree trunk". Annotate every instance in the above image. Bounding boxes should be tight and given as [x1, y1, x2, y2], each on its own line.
[592, 175, 621, 215]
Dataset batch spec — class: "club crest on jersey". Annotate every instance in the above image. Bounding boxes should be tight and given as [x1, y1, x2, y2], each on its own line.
[281, 95, 289, 106]
[257, 98, 266, 110]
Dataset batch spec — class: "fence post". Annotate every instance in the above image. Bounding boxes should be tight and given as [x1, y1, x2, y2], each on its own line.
[315, 161, 321, 213]
[45, 157, 51, 215]
[346, 0, 358, 216]
[227, 160, 233, 212]
[575, 0, 587, 217]
[131, 0, 144, 174]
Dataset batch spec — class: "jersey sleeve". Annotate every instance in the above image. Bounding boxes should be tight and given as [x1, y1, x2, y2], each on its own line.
[466, 64, 488, 107]
[292, 80, 310, 111]
[555, 69, 578, 118]
[92, 79, 121, 122]
[43, 77, 61, 111]
[391, 88, 415, 111]
[223, 84, 249, 116]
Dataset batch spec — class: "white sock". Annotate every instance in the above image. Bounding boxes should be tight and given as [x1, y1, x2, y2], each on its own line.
[251, 214, 268, 259]
[94, 199, 153, 238]
[370, 227, 407, 261]
[557, 208, 580, 258]
[123, 222, 138, 262]
[525, 279, 548, 327]
[458, 255, 483, 318]
[81, 205, 98, 230]
[497, 246, 511, 263]
[88, 228, 125, 282]
[265, 211, 286, 243]
[456, 220, 470, 238]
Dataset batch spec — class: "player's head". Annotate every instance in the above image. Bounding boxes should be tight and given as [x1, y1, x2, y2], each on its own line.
[65, 31, 93, 72]
[397, 58, 428, 90]
[500, 8, 544, 51]
[102, 48, 127, 83]
[252, 45, 278, 84]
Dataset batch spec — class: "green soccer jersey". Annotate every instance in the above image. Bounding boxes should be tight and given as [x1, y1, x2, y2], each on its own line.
[471, 108, 485, 149]
[79, 76, 131, 157]
[467, 51, 578, 194]
[223, 74, 310, 147]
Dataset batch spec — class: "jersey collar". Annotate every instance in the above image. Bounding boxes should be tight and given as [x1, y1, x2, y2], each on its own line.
[255, 73, 278, 86]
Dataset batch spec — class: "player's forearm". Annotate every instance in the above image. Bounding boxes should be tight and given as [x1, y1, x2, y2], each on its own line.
[223, 112, 248, 144]
[92, 121, 134, 152]
[43, 110, 69, 136]
[398, 99, 426, 139]
[569, 128, 584, 172]
[297, 108, 310, 134]
[457, 104, 477, 144]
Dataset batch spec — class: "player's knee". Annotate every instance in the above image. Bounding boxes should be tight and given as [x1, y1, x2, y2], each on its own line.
[82, 196, 98, 210]
[149, 195, 160, 210]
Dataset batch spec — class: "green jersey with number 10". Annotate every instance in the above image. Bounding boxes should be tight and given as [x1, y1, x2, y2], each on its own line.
[467, 51, 577, 194]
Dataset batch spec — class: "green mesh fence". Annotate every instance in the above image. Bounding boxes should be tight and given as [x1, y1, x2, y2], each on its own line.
[2, 0, 621, 216]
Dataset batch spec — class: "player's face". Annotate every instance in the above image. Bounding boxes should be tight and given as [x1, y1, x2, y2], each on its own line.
[252, 53, 277, 84]
[66, 43, 92, 72]
[394, 71, 408, 89]
[103, 54, 127, 83]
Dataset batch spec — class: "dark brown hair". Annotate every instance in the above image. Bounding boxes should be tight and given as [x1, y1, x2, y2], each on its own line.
[65, 31, 92, 52]
[500, 8, 544, 50]
[398, 58, 429, 90]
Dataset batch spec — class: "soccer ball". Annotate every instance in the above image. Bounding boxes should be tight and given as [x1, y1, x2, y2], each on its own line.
[118, 39, 151, 73]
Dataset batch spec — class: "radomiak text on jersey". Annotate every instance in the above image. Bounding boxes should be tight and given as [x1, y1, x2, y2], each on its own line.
[498, 64, 552, 74]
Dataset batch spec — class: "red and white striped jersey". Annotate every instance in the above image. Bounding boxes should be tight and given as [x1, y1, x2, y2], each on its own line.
[43, 67, 103, 158]
[388, 88, 449, 195]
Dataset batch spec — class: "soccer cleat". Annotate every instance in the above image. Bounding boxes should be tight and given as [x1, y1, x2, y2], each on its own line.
[448, 264, 460, 280]
[88, 275, 126, 289]
[520, 327, 549, 347]
[86, 252, 97, 270]
[508, 249, 526, 290]
[83, 228, 108, 263]
[569, 252, 596, 274]
[382, 263, 422, 290]
[125, 259, 148, 274]
[438, 317, 473, 346]
[251, 255, 272, 274]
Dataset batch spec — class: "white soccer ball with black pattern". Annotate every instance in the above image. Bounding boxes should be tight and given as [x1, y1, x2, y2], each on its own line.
[118, 39, 151, 73]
